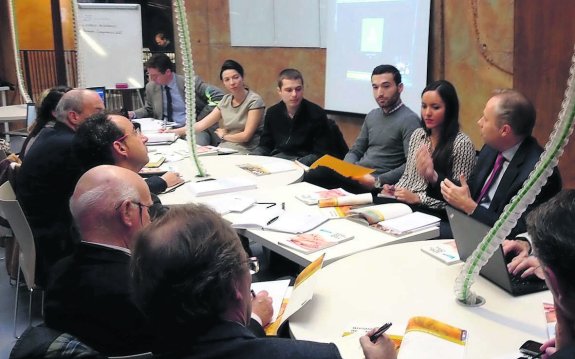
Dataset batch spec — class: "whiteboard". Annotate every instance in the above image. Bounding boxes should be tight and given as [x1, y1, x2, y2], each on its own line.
[76, 3, 144, 89]
[229, 0, 327, 48]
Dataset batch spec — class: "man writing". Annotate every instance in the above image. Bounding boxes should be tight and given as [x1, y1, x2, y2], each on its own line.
[305, 64, 420, 193]
[16, 89, 104, 285]
[129, 53, 224, 145]
[251, 68, 343, 165]
[130, 204, 394, 358]
[441, 89, 561, 240]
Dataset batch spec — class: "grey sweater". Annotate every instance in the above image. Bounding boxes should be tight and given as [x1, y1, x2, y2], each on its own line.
[344, 105, 420, 184]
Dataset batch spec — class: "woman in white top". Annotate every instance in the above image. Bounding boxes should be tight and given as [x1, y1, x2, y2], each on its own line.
[171, 60, 265, 154]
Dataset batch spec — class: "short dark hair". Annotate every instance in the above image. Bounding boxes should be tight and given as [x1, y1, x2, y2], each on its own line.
[145, 53, 174, 73]
[492, 89, 535, 137]
[73, 112, 123, 171]
[422, 80, 460, 177]
[528, 190, 575, 295]
[131, 204, 247, 342]
[219, 59, 244, 81]
[372, 64, 402, 85]
[277, 68, 304, 88]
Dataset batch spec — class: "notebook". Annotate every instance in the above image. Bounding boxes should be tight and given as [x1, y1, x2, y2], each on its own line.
[446, 206, 547, 296]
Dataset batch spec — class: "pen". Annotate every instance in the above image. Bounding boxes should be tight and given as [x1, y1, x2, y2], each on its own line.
[257, 202, 276, 208]
[251, 289, 256, 298]
[369, 322, 392, 343]
[196, 178, 215, 182]
[266, 216, 279, 226]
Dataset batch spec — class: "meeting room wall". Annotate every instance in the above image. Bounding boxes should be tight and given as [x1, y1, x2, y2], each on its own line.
[1, 1, 574, 187]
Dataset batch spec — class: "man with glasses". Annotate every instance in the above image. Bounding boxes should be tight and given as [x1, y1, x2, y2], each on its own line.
[130, 204, 392, 358]
[44, 165, 155, 356]
[16, 88, 105, 286]
[129, 53, 225, 145]
[74, 112, 182, 197]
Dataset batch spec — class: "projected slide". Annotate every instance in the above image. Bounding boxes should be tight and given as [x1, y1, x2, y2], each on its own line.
[325, 0, 431, 115]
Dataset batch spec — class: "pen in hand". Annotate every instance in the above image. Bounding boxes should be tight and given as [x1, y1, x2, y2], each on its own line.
[369, 322, 392, 343]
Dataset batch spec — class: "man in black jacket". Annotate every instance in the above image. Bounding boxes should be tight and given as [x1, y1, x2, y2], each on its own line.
[251, 68, 343, 165]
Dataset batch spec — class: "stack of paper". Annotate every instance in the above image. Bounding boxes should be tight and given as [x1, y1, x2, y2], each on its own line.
[146, 132, 178, 145]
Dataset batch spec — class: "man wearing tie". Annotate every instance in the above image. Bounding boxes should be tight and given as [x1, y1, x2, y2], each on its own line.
[441, 89, 561, 237]
[130, 53, 224, 145]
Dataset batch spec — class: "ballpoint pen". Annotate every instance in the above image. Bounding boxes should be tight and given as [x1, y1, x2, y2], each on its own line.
[369, 322, 392, 343]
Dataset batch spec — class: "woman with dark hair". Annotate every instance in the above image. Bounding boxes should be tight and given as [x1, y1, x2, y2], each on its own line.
[379, 80, 476, 210]
[20, 85, 72, 158]
[170, 59, 265, 154]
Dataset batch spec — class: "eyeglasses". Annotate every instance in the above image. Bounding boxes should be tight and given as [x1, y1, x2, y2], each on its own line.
[247, 257, 259, 275]
[114, 200, 153, 224]
[115, 124, 142, 143]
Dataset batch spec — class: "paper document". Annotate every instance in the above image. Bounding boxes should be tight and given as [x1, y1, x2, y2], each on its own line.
[251, 279, 290, 324]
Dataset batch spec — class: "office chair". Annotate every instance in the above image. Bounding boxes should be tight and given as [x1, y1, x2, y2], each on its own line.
[0, 181, 42, 338]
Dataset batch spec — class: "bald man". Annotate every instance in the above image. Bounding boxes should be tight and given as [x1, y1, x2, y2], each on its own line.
[44, 165, 154, 356]
[16, 89, 105, 285]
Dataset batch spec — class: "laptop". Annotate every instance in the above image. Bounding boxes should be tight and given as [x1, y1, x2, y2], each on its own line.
[87, 86, 107, 108]
[9, 102, 36, 135]
[446, 206, 547, 296]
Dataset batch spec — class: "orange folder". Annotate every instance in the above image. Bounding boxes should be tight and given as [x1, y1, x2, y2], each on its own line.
[310, 154, 375, 179]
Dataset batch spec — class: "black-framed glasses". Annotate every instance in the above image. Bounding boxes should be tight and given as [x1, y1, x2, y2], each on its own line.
[115, 124, 142, 143]
[247, 257, 259, 275]
[115, 200, 153, 224]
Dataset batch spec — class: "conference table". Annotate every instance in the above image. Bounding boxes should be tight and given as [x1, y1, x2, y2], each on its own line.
[0, 104, 26, 141]
[289, 241, 551, 358]
[154, 140, 439, 267]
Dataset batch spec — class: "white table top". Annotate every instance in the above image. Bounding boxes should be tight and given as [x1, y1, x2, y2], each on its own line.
[210, 182, 439, 267]
[0, 104, 26, 121]
[153, 140, 304, 205]
[289, 241, 551, 358]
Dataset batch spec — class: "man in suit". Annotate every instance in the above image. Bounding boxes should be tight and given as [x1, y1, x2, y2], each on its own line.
[16, 89, 105, 286]
[129, 53, 224, 145]
[525, 190, 575, 358]
[130, 204, 394, 358]
[44, 165, 273, 355]
[44, 165, 155, 355]
[73, 113, 181, 196]
[251, 68, 345, 165]
[441, 89, 561, 240]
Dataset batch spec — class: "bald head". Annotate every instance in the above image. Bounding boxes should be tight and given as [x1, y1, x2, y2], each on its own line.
[71, 165, 153, 248]
[56, 89, 105, 130]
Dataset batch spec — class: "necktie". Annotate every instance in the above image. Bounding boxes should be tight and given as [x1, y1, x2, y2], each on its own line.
[164, 86, 173, 124]
[476, 152, 505, 203]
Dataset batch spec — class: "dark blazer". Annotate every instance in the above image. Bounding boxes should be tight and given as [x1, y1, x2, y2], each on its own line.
[155, 321, 342, 359]
[44, 243, 153, 356]
[551, 344, 575, 358]
[134, 74, 224, 121]
[251, 99, 335, 165]
[16, 122, 83, 285]
[469, 136, 561, 236]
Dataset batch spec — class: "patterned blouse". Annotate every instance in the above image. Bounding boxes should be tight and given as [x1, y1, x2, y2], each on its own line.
[395, 128, 476, 209]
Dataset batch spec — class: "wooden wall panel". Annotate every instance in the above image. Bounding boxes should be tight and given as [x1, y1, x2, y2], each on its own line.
[514, 0, 575, 188]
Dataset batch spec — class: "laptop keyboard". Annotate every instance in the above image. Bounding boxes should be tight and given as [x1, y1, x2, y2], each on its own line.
[510, 273, 548, 295]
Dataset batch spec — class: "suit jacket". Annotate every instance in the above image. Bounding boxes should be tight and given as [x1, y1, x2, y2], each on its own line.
[155, 321, 342, 359]
[134, 74, 224, 121]
[551, 344, 575, 358]
[44, 242, 153, 356]
[16, 122, 83, 285]
[469, 136, 562, 236]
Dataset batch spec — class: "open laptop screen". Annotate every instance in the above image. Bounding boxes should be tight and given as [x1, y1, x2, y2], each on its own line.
[87, 86, 106, 108]
[26, 103, 36, 129]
